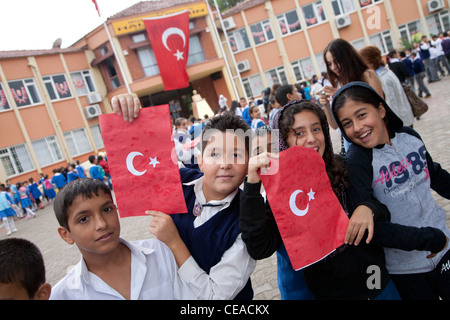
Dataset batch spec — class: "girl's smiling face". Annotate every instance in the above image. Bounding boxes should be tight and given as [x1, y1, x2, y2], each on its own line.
[286, 110, 326, 157]
[325, 51, 340, 76]
[336, 99, 391, 148]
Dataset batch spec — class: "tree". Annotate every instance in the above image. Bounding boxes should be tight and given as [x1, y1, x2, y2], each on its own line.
[208, 0, 244, 12]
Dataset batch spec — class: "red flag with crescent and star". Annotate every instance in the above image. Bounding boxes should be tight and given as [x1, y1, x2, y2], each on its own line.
[143, 10, 190, 91]
[99, 105, 187, 217]
[260, 146, 349, 270]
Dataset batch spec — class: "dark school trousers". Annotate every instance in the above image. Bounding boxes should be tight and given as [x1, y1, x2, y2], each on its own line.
[391, 249, 450, 300]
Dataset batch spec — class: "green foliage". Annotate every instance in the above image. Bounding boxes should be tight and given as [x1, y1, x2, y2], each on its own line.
[207, 0, 244, 12]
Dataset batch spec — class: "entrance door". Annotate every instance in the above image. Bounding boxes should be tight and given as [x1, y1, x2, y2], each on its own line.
[140, 86, 193, 120]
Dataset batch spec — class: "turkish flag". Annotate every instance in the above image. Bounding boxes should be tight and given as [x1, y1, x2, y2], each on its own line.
[260, 146, 349, 270]
[99, 105, 187, 217]
[143, 11, 190, 91]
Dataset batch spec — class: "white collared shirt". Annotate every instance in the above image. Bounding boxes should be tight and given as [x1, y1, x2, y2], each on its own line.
[178, 177, 256, 300]
[50, 238, 196, 300]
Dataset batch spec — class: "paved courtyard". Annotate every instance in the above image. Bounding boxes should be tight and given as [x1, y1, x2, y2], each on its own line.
[1, 76, 450, 300]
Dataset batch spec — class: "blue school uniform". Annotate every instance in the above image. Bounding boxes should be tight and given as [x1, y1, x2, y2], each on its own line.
[171, 168, 253, 300]
[29, 182, 42, 200]
[76, 165, 87, 178]
[51, 173, 67, 189]
[0, 192, 16, 219]
[67, 171, 79, 183]
[9, 184, 20, 204]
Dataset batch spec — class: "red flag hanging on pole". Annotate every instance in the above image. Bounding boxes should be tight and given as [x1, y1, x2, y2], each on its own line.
[260, 146, 349, 270]
[143, 10, 190, 91]
[91, 0, 101, 17]
[99, 105, 187, 218]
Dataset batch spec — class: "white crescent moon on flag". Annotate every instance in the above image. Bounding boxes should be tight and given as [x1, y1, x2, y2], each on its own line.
[289, 190, 309, 217]
[161, 27, 186, 52]
[126, 152, 147, 176]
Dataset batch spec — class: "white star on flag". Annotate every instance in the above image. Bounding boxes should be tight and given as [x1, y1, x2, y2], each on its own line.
[307, 188, 315, 201]
[149, 156, 160, 168]
[174, 49, 184, 60]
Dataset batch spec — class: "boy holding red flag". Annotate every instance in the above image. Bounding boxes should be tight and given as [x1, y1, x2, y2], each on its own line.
[111, 95, 255, 300]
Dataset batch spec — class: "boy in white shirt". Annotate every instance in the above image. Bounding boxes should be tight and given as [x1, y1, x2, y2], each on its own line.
[111, 94, 256, 299]
[50, 178, 195, 300]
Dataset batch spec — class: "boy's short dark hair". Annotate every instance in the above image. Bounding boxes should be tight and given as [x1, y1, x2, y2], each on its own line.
[54, 178, 112, 231]
[201, 112, 250, 155]
[0, 238, 46, 299]
[275, 84, 295, 107]
[88, 155, 96, 163]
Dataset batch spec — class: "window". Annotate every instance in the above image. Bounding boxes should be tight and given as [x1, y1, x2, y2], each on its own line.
[265, 66, 288, 88]
[0, 83, 11, 111]
[292, 57, 315, 82]
[242, 74, 265, 99]
[132, 33, 146, 43]
[426, 10, 450, 37]
[359, 0, 381, 8]
[250, 20, 274, 45]
[8, 78, 41, 107]
[228, 28, 251, 52]
[102, 57, 121, 89]
[137, 47, 160, 77]
[399, 20, 423, 48]
[277, 10, 302, 36]
[0, 144, 34, 177]
[31, 136, 63, 167]
[332, 0, 355, 15]
[315, 52, 327, 74]
[351, 38, 367, 51]
[369, 30, 394, 55]
[43, 74, 72, 101]
[90, 124, 104, 149]
[187, 35, 205, 65]
[100, 45, 109, 56]
[302, 1, 326, 27]
[64, 128, 92, 156]
[71, 70, 95, 96]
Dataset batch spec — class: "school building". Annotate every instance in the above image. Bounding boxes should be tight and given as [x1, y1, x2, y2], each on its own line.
[1, 0, 449, 183]
[220, 0, 450, 98]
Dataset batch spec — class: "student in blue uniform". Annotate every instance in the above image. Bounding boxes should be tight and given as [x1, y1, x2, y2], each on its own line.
[51, 168, 67, 191]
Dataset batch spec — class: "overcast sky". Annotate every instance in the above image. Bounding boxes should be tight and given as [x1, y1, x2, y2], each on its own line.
[0, 0, 144, 51]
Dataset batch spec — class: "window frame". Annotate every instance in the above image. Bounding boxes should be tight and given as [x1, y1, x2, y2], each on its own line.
[8, 78, 41, 108]
[43, 73, 72, 101]
[0, 143, 34, 177]
[302, 0, 327, 28]
[31, 135, 64, 167]
[277, 10, 302, 37]
[70, 70, 96, 96]
[0, 83, 11, 111]
[63, 128, 93, 157]
[228, 28, 251, 53]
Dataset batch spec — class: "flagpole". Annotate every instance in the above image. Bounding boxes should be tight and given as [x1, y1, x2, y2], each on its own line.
[94, 1, 132, 93]
[205, 1, 239, 101]
[208, 0, 247, 100]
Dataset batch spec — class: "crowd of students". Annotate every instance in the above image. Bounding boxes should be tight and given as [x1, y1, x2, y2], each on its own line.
[1, 37, 450, 301]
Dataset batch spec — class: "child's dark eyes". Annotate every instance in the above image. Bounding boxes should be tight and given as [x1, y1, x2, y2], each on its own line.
[342, 121, 351, 128]
[358, 113, 367, 119]
[78, 216, 88, 224]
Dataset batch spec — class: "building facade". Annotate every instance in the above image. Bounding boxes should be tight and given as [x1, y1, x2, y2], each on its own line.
[220, 0, 450, 98]
[0, 0, 236, 183]
[0, 48, 109, 183]
[1, 0, 449, 183]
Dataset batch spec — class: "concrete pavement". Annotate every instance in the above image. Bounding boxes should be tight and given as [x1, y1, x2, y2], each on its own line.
[1, 76, 450, 300]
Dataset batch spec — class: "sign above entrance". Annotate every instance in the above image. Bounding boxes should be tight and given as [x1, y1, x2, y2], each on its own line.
[112, 2, 208, 36]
